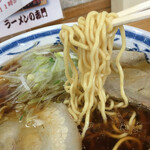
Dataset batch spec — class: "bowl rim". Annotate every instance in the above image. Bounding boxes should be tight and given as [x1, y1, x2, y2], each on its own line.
[1, 23, 150, 49]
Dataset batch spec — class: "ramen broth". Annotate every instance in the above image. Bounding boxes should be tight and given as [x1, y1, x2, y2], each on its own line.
[82, 103, 150, 150]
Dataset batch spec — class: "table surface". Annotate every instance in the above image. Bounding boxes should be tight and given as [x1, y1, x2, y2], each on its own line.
[128, 18, 150, 32]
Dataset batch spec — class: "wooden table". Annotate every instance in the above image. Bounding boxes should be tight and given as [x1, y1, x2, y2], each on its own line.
[128, 18, 150, 32]
[0, 0, 150, 42]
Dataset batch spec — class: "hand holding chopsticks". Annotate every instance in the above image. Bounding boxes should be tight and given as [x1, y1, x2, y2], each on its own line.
[113, 0, 150, 27]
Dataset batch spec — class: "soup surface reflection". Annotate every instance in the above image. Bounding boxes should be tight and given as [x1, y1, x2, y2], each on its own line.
[82, 103, 150, 150]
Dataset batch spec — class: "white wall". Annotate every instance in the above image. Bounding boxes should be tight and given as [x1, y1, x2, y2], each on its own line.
[111, 0, 148, 12]
[60, 0, 93, 9]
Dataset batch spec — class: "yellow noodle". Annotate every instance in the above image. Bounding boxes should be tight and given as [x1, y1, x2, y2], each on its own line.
[104, 131, 128, 139]
[129, 111, 136, 127]
[105, 99, 114, 110]
[112, 136, 142, 150]
[116, 26, 128, 108]
[112, 124, 123, 134]
[60, 11, 128, 138]
[105, 111, 117, 116]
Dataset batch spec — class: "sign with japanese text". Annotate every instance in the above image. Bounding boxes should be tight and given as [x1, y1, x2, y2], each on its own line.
[0, 0, 33, 22]
[0, 0, 63, 38]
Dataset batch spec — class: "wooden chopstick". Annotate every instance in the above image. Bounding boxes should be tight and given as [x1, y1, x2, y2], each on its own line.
[117, 0, 150, 17]
[113, 9, 150, 27]
[112, 1, 150, 27]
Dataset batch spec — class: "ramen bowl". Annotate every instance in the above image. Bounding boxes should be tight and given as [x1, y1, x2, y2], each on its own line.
[0, 23, 150, 66]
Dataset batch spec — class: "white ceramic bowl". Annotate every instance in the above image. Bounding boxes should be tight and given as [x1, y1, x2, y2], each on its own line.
[0, 23, 150, 67]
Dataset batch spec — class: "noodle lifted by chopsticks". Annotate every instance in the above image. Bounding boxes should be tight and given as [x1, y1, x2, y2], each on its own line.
[60, 11, 128, 138]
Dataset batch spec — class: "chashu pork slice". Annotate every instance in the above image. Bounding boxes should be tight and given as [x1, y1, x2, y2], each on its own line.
[105, 50, 150, 107]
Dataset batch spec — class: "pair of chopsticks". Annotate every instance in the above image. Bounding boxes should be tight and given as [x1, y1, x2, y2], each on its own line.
[113, 0, 150, 27]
